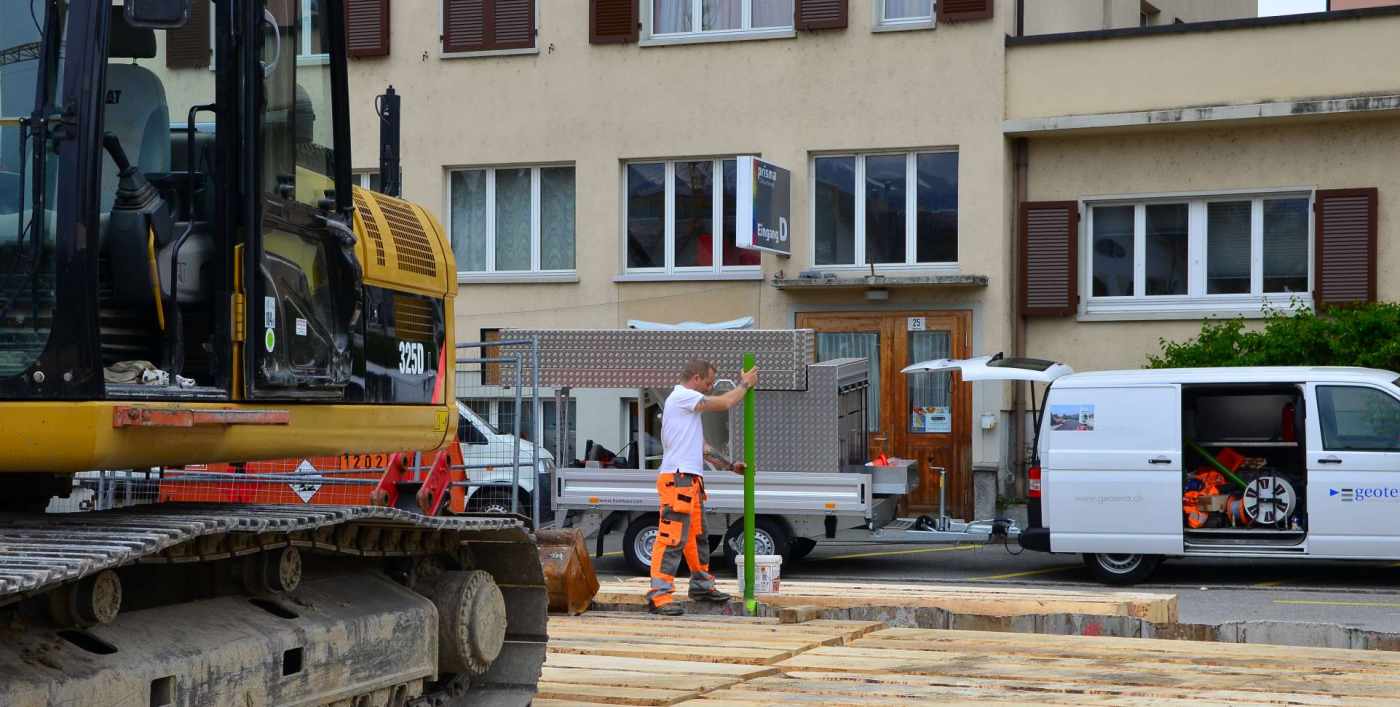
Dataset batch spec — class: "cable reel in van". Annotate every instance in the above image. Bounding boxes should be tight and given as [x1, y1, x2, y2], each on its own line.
[1242, 476, 1297, 526]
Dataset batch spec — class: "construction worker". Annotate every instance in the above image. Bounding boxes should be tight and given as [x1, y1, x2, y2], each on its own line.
[647, 359, 759, 615]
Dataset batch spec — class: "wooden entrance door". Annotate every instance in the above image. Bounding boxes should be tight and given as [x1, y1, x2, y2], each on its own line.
[796, 311, 972, 517]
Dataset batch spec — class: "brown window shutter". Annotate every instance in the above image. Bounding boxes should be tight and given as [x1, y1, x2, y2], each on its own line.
[1314, 188, 1378, 306]
[443, 0, 487, 52]
[590, 0, 639, 44]
[492, 0, 535, 50]
[346, 0, 391, 57]
[938, 0, 994, 22]
[166, 0, 211, 69]
[796, 0, 848, 30]
[1020, 201, 1079, 317]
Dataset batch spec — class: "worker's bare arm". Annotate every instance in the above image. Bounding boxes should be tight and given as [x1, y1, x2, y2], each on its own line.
[693, 367, 759, 413]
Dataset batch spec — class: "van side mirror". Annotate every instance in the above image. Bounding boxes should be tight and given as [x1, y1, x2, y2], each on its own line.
[125, 0, 190, 29]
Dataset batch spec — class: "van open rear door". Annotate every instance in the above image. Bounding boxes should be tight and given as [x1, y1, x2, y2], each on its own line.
[901, 353, 1073, 383]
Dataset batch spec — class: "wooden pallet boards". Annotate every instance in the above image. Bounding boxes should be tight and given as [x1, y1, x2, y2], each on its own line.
[542, 612, 1400, 706]
[592, 577, 1177, 623]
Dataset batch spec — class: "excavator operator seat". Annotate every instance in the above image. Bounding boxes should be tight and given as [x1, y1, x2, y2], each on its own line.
[101, 10, 170, 215]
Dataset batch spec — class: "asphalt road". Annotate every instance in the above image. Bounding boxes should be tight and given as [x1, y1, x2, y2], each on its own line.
[591, 535, 1400, 632]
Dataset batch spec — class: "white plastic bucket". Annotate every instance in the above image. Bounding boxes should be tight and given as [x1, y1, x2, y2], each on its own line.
[736, 554, 783, 595]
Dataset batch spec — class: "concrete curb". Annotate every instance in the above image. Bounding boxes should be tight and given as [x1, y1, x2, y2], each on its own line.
[588, 600, 1400, 651]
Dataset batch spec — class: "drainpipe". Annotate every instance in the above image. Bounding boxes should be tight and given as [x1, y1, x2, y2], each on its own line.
[1010, 137, 1029, 499]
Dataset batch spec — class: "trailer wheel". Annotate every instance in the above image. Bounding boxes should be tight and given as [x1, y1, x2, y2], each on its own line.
[1083, 553, 1160, 586]
[722, 517, 791, 566]
[622, 514, 661, 575]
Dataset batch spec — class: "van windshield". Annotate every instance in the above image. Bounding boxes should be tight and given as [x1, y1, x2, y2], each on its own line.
[457, 401, 499, 435]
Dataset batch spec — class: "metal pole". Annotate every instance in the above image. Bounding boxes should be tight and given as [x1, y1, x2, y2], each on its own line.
[938, 466, 948, 531]
[512, 356, 523, 517]
[531, 337, 542, 530]
[743, 352, 757, 616]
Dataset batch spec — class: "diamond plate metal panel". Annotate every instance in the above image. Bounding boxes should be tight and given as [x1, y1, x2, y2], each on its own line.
[728, 358, 870, 474]
[497, 329, 815, 390]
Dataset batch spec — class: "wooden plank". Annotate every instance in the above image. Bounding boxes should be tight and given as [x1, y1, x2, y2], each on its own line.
[545, 652, 780, 678]
[534, 700, 623, 707]
[776, 647, 1400, 699]
[851, 633, 1400, 673]
[593, 578, 1176, 622]
[864, 627, 1400, 666]
[548, 638, 793, 665]
[541, 666, 739, 692]
[537, 682, 698, 706]
[778, 670, 1369, 706]
[546, 629, 831, 651]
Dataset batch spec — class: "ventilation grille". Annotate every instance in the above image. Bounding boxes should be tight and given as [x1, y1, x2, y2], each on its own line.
[376, 197, 438, 277]
[393, 295, 435, 343]
[353, 190, 388, 267]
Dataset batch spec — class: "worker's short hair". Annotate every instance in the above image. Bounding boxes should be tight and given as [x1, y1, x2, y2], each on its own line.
[682, 359, 717, 382]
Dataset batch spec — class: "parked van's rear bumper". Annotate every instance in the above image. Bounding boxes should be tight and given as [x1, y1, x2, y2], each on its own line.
[1018, 526, 1051, 553]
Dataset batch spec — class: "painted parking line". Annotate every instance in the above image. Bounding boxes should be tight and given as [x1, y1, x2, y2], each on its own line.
[970, 565, 1080, 581]
[600, 551, 622, 557]
[1274, 599, 1400, 609]
[821, 545, 979, 561]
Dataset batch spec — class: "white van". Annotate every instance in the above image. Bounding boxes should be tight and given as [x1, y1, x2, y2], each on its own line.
[455, 401, 555, 516]
[905, 355, 1400, 585]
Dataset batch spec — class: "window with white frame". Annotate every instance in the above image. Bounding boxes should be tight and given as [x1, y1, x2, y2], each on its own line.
[449, 166, 576, 275]
[624, 159, 762, 274]
[354, 171, 382, 192]
[878, 0, 935, 28]
[812, 151, 959, 267]
[648, 0, 795, 39]
[1086, 193, 1311, 311]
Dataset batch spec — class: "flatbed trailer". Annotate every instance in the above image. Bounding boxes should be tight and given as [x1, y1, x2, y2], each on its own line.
[500, 328, 1018, 573]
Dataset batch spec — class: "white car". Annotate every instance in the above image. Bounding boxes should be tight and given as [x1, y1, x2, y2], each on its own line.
[456, 401, 555, 517]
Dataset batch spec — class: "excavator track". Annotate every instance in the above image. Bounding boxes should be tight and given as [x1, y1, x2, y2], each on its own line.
[0, 504, 549, 707]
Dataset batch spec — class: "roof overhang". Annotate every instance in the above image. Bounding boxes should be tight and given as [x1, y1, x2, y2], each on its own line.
[1004, 93, 1400, 137]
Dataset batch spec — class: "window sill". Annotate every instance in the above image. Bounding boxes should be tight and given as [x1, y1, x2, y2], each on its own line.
[614, 271, 764, 283]
[440, 47, 540, 60]
[296, 54, 330, 66]
[641, 28, 795, 47]
[872, 19, 936, 33]
[458, 272, 579, 285]
[1079, 294, 1313, 321]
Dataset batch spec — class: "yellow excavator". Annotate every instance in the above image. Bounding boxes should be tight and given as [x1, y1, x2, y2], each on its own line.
[0, 2, 546, 704]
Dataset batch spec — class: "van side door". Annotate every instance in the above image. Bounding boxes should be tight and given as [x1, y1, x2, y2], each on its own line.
[1306, 383, 1400, 558]
[1044, 384, 1183, 555]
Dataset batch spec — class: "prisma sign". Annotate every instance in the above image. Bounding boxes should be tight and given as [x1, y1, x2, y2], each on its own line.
[736, 156, 791, 256]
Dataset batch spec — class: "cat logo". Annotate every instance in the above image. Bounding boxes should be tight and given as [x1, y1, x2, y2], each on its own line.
[105, 90, 122, 105]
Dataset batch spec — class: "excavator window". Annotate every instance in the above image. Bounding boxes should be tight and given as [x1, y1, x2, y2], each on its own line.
[0, 1, 68, 379]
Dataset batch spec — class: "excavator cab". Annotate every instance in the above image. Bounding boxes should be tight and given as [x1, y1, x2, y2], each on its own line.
[0, 1, 456, 475]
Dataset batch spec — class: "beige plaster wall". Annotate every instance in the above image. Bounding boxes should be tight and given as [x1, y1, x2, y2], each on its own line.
[345, 0, 1012, 348]
[1007, 12, 1400, 118]
[1021, 0, 1256, 35]
[1023, 116, 1400, 372]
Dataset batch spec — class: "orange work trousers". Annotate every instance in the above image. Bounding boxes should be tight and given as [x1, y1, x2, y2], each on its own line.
[646, 472, 716, 607]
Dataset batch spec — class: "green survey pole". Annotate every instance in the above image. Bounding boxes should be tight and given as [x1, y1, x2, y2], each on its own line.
[743, 352, 757, 616]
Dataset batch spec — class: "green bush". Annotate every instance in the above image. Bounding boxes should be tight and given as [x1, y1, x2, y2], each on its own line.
[1147, 301, 1400, 372]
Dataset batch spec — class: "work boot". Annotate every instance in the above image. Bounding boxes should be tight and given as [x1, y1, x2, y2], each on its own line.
[689, 588, 731, 603]
[649, 602, 684, 616]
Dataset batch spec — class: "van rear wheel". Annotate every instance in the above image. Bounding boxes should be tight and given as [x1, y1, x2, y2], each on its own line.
[1083, 553, 1160, 586]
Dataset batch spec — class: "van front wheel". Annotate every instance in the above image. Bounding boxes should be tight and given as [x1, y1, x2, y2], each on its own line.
[1083, 553, 1160, 586]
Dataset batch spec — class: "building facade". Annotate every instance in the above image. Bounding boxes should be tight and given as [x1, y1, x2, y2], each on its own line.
[325, 0, 1398, 518]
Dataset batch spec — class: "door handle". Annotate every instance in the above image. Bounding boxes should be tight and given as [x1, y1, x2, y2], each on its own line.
[1148, 456, 1173, 465]
[1317, 456, 1343, 464]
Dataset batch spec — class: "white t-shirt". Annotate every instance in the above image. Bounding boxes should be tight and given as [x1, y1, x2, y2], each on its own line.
[659, 384, 707, 476]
